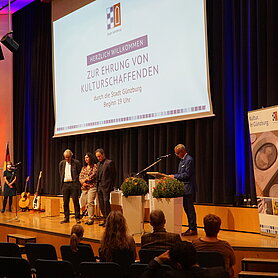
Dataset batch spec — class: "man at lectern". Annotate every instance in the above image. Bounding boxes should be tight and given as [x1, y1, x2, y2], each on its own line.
[95, 148, 116, 227]
[169, 144, 197, 236]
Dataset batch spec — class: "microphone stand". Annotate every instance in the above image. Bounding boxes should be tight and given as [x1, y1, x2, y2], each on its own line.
[135, 158, 163, 177]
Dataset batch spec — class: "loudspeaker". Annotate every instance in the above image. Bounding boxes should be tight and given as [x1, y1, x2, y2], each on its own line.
[1, 34, 19, 52]
[0, 45, 4, 60]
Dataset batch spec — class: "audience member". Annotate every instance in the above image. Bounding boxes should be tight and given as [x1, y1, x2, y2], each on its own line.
[99, 210, 136, 261]
[192, 214, 235, 277]
[141, 209, 182, 250]
[140, 241, 229, 278]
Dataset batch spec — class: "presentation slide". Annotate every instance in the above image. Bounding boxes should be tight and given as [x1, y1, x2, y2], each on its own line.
[53, 0, 213, 137]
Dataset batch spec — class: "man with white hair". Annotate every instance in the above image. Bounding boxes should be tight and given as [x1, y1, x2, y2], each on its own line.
[59, 149, 82, 224]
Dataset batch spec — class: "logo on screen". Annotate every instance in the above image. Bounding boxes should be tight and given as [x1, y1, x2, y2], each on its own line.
[272, 111, 278, 122]
[106, 3, 121, 30]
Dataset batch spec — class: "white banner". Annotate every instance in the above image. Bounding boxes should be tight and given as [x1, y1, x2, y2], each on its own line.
[248, 105, 278, 236]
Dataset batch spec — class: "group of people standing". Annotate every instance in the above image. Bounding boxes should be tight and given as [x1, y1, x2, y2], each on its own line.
[59, 148, 116, 226]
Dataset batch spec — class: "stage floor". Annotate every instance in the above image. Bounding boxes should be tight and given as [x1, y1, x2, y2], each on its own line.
[0, 210, 277, 249]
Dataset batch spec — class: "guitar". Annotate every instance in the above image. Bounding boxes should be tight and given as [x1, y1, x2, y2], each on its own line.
[33, 171, 42, 210]
[19, 176, 30, 209]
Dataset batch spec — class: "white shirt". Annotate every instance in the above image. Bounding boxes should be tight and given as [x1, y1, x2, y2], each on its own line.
[64, 161, 73, 182]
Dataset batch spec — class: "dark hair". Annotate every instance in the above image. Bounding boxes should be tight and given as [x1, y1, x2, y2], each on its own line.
[70, 224, 84, 252]
[95, 148, 105, 155]
[84, 152, 96, 166]
[150, 209, 165, 228]
[203, 214, 221, 237]
[169, 242, 197, 270]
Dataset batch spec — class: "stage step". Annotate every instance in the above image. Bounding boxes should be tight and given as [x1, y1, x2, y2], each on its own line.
[238, 271, 278, 277]
[7, 234, 36, 245]
[242, 258, 278, 273]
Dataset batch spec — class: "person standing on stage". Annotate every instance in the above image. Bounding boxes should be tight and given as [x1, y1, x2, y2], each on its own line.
[169, 144, 197, 236]
[95, 148, 116, 227]
[79, 152, 98, 225]
[1, 161, 16, 213]
[59, 149, 82, 224]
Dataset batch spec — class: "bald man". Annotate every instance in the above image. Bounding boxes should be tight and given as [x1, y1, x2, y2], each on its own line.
[59, 149, 82, 224]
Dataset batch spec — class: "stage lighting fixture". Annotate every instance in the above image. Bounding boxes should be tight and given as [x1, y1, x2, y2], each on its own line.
[1, 33, 19, 52]
[0, 45, 4, 60]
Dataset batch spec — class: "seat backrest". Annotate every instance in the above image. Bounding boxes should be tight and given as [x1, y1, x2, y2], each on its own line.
[60, 244, 95, 273]
[80, 262, 123, 278]
[197, 251, 225, 268]
[0, 242, 21, 258]
[25, 243, 57, 268]
[139, 249, 167, 264]
[35, 259, 75, 278]
[0, 256, 32, 278]
[129, 263, 148, 278]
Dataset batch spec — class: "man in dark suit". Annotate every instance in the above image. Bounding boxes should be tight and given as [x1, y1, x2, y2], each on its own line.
[95, 148, 116, 227]
[59, 149, 82, 224]
[141, 209, 181, 250]
[169, 144, 197, 236]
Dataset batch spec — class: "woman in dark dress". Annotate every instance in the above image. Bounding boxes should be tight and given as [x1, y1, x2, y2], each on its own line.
[1, 161, 16, 213]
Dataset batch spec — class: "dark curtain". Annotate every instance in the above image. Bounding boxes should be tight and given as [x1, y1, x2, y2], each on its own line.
[12, 0, 278, 204]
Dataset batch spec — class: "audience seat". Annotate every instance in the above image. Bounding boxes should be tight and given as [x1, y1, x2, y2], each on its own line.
[25, 243, 57, 269]
[0, 256, 32, 278]
[197, 251, 225, 268]
[0, 242, 22, 258]
[60, 244, 95, 274]
[139, 249, 167, 264]
[35, 259, 75, 278]
[129, 262, 173, 278]
[80, 262, 123, 278]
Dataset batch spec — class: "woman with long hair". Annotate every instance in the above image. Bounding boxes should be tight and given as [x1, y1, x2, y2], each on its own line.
[100, 210, 136, 262]
[79, 152, 98, 225]
[1, 161, 16, 213]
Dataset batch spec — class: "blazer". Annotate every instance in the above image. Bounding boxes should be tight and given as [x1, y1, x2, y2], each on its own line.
[141, 229, 182, 250]
[174, 154, 196, 195]
[96, 159, 116, 192]
[59, 158, 82, 187]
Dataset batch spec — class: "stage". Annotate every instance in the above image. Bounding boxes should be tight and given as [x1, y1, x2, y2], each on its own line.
[0, 207, 277, 277]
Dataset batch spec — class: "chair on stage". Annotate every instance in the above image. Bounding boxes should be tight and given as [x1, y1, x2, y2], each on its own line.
[25, 243, 58, 269]
[139, 249, 167, 264]
[0, 256, 32, 278]
[197, 251, 225, 268]
[60, 244, 96, 274]
[80, 262, 123, 278]
[35, 259, 75, 278]
[0, 242, 22, 257]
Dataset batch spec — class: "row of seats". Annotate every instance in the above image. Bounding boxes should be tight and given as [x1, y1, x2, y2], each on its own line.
[0, 257, 170, 278]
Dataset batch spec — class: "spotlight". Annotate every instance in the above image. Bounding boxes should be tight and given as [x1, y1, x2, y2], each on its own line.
[0, 45, 4, 61]
[1, 33, 19, 52]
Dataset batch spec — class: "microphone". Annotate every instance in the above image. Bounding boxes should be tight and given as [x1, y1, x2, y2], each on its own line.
[157, 154, 172, 159]
[13, 162, 22, 167]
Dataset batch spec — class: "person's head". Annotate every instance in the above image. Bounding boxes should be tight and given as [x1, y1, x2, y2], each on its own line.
[100, 210, 130, 260]
[64, 149, 73, 162]
[84, 152, 94, 166]
[203, 214, 221, 237]
[6, 161, 13, 170]
[169, 242, 198, 270]
[95, 148, 105, 162]
[70, 224, 84, 252]
[174, 144, 187, 159]
[150, 209, 166, 230]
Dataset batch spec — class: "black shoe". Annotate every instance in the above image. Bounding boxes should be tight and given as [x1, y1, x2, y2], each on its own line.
[60, 218, 70, 224]
[76, 218, 81, 224]
[1, 209, 4, 213]
[86, 220, 94, 225]
[8, 208, 12, 212]
[99, 221, 106, 227]
[181, 229, 198, 236]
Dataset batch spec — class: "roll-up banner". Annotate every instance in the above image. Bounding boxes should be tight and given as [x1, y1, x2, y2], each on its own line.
[248, 105, 278, 236]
